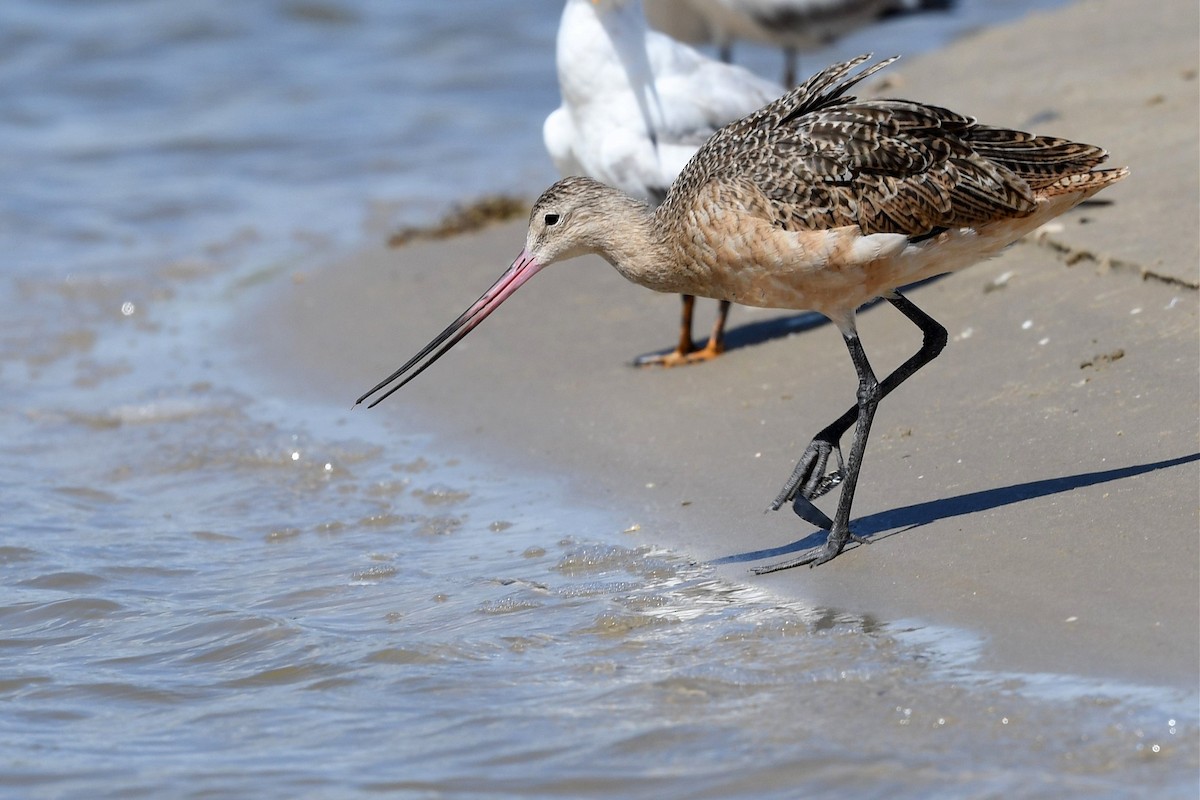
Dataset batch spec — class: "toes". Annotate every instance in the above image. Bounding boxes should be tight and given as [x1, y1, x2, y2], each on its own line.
[809, 470, 843, 500]
[633, 342, 723, 368]
[752, 553, 818, 574]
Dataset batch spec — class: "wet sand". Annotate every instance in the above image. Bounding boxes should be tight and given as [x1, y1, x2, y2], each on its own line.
[256, 0, 1199, 688]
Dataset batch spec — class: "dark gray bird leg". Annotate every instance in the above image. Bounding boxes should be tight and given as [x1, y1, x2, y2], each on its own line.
[770, 293, 947, 511]
[782, 46, 798, 88]
[805, 329, 880, 565]
[758, 293, 947, 571]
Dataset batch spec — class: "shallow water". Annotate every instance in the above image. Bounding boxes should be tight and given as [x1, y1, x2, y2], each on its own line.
[2, 0, 1197, 796]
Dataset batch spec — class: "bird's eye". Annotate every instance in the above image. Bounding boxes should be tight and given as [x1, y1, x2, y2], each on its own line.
[544, 213, 560, 226]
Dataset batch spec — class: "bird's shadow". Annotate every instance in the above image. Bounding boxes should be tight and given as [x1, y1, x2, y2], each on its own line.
[713, 453, 1200, 565]
[721, 309, 833, 353]
[632, 278, 946, 363]
[631, 309, 831, 364]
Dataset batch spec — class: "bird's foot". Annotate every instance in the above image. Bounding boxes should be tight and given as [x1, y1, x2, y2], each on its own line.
[751, 527, 869, 574]
[810, 470, 844, 500]
[768, 437, 844, 512]
[633, 340, 723, 368]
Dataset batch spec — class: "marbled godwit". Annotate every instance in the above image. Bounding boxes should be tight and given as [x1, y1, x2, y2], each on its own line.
[359, 55, 1127, 569]
[546, 0, 783, 366]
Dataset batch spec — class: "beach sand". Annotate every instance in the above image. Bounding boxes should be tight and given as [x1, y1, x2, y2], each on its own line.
[255, 0, 1199, 687]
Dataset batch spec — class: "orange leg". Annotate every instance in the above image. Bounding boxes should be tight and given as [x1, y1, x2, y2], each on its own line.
[635, 296, 731, 367]
[677, 293, 698, 356]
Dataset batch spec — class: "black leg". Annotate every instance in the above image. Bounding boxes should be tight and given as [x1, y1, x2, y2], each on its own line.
[769, 293, 946, 512]
[757, 292, 947, 572]
[763, 329, 880, 570]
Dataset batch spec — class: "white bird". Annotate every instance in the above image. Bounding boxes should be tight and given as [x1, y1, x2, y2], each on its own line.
[544, 0, 785, 366]
[645, 0, 894, 85]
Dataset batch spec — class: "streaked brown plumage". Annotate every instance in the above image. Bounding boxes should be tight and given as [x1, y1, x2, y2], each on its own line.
[359, 55, 1127, 569]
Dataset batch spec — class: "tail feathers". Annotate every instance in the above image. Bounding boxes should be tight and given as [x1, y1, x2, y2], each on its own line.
[1039, 167, 1129, 198]
[968, 127, 1114, 189]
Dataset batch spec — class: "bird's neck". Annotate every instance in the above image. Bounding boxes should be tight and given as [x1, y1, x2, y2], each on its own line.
[590, 197, 683, 295]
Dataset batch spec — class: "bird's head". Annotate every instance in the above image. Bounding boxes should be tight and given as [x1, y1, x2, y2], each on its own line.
[355, 176, 638, 408]
[523, 175, 622, 267]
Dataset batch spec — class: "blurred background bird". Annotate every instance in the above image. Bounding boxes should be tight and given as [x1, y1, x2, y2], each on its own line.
[545, 0, 784, 366]
[645, 0, 895, 85]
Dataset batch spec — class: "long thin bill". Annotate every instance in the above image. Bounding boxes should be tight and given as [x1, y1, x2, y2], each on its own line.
[356, 249, 544, 409]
